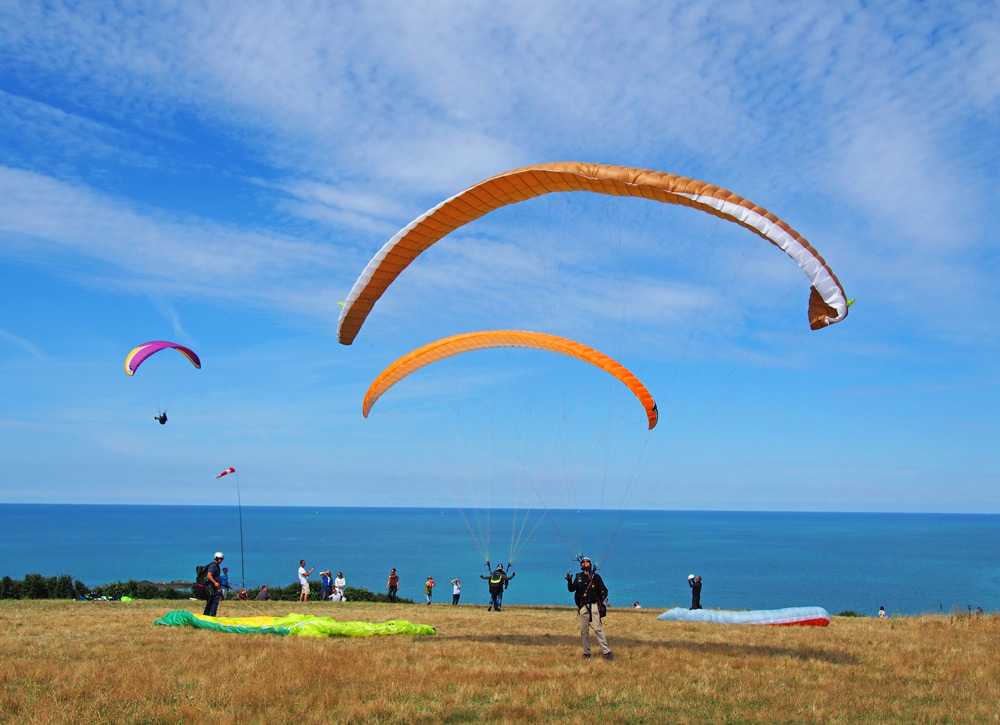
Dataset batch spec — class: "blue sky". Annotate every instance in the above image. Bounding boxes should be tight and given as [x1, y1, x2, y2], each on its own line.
[1, 1, 997, 513]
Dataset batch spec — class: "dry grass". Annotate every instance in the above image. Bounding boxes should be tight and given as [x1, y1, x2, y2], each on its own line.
[1, 599, 997, 723]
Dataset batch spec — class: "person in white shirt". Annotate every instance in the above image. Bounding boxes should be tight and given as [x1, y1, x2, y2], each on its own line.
[334, 572, 347, 601]
[298, 559, 314, 602]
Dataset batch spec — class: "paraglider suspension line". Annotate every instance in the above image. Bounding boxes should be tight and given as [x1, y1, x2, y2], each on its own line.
[235, 471, 246, 590]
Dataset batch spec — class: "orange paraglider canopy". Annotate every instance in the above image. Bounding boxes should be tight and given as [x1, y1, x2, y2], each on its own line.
[363, 330, 658, 430]
[338, 162, 849, 344]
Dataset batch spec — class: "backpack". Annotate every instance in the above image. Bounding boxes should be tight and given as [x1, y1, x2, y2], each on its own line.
[192, 563, 212, 600]
[489, 570, 504, 592]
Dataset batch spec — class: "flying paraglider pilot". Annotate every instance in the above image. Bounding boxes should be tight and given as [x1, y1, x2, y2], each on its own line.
[155, 412, 167, 425]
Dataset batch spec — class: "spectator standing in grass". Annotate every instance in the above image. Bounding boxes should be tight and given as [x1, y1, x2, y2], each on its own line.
[298, 560, 314, 603]
[451, 578, 461, 605]
[386, 568, 399, 603]
[425, 576, 436, 605]
[256, 585, 270, 601]
[320, 571, 333, 601]
[220, 567, 230, 598]
[334, 572, 346, 600]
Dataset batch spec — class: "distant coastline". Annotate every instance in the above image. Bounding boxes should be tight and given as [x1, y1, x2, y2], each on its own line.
[3, 504, 997, 615]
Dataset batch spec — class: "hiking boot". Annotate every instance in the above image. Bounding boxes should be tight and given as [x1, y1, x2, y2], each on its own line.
[582, 653, 591, 659]
[604, 652, 614, 661]
[487, 605, 492, 611]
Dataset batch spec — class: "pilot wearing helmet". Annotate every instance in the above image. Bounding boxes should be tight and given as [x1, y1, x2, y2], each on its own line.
[565, 556, 613, 660]
[203, 552, 224, 617]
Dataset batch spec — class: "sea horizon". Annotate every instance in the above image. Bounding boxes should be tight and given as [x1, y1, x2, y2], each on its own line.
[5, 501, 995, 514]
[3, 504, 997, 616]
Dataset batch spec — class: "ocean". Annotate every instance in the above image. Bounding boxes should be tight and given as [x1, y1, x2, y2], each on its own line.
[2, 504, 998, 616]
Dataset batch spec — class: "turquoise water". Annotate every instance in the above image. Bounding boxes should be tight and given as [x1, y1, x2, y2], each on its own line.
[2, 505, 997, 615]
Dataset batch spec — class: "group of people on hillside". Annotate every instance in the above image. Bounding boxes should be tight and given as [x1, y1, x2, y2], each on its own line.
[197, 549, 898, 668]
[197, 555, 351, 612]
[401, 565, 518, 608]
[318, 567, 347, 601]
[294, 561, 348, 602]
[195, 551, 626, 662]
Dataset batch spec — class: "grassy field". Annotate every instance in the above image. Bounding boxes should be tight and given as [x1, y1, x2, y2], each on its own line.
[1, 599, 997, 723]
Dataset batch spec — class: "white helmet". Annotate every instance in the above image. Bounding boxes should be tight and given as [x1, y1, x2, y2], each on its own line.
[215, 552, 225, 560]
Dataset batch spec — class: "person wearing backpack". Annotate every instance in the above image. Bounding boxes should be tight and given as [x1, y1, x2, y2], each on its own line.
[481, 564, 515, 612]
[203, 552, 224, 617]
[566, 556, 613, 660]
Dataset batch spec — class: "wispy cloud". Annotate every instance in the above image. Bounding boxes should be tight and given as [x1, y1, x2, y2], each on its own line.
[0, 166, 351, 318]
[0, 328, 47, 361]
[1, 1, 997, 509]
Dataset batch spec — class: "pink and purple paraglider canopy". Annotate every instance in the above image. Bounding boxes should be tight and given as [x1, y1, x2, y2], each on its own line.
[124, 341, 201, 376]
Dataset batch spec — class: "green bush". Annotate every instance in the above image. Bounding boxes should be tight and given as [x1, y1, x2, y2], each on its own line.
[240, 582, 414, 604]
[343, 585, 412, 604]
[52, 575, 75, 599]
[0, 574, 413, 603]
[0, 576, 22, 599]
[0, 574, 87, 600]
[0, 574, 184, 600]
[837, 610, 861, 617]
[90, 580, 137, 599]
[22, 573, 48, 599]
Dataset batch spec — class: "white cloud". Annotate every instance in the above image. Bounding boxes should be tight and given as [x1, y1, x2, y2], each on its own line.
[1, 0, 998, 512]
[0, 328, 47, 361]
[0, 166, 350, 317]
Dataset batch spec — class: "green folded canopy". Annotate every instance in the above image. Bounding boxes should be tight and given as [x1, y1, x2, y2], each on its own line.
[154, 610, 435, 637]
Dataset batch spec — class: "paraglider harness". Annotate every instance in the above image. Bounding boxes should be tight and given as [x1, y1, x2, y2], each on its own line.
[192, 562, 217, 601]
[485, 561, 512, 594]
[572, 557, 607, 620]
[489, 569, 505, 593]
[580, 573, 607, 619]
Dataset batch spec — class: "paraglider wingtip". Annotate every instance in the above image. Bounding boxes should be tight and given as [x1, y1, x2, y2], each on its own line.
[847, 298, 856, 307]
